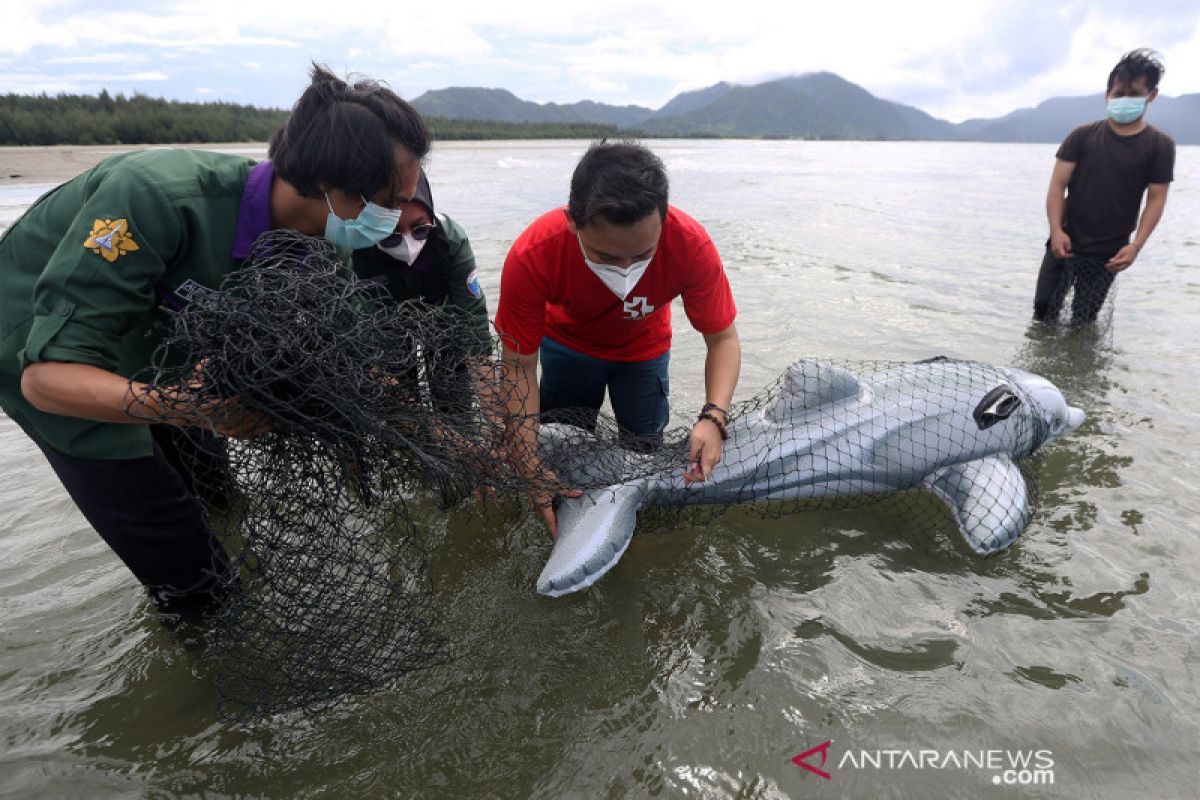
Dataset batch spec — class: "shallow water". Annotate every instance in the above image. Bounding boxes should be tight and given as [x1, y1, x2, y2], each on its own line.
[2, 140, 1198, 798]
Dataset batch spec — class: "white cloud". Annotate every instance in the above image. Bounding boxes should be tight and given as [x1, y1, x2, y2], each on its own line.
[45, 53, 148, 65]
[574, 73, 629, 96]
[0, 70, 168, 93]
[196, 86, 245, 96]
[2, 0, 1198, 119]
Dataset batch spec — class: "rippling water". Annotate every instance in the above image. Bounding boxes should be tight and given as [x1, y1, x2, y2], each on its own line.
[2, 140, 1198, 798]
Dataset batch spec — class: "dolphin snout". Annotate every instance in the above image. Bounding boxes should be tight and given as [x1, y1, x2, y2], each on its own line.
[1066, 406, 1085, 432]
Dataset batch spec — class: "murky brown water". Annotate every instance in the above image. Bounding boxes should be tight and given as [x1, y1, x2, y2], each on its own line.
[2, 140, 1197, 798]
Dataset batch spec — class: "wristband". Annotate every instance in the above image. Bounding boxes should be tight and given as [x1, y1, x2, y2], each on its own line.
[697, 411, 728, 440]
[701, 401, 729, 420]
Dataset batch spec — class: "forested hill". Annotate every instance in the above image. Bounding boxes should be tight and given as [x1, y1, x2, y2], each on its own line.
[5, 81, 1198, 146]
[0, 92, 623, 146]
[415, 73, 1200, 144]
[1, 91, 290, 145]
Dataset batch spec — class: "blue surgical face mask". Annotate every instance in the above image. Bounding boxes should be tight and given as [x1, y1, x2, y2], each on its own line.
[324, 193, 402, 250]
[1107, 96, 1148, 125]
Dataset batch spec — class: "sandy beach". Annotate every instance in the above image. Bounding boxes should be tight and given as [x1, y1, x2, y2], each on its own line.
[0, 143, 269, 186]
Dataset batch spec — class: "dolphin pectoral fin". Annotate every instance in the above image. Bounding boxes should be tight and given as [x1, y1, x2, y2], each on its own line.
[536, 484, 646, 597]
[922, 455, 1030, 555]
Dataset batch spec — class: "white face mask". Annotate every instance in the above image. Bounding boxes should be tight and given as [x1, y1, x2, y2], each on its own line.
[577, 233, 653, 300]
[378, 233, 427, 265]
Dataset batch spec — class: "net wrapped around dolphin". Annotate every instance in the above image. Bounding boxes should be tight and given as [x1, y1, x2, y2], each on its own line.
[533, 355, 1084, 596]
[131, 230, 1082, 715]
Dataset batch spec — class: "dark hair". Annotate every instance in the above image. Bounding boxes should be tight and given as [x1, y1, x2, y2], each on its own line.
[1107, 48, 1165, 93]
[568, 140, 669, 228]
[269, 63, 431, 200]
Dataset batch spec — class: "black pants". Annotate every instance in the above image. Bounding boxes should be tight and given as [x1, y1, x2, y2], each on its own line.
[1032, 246, 1117, 324]
[33, 426, 230, 611]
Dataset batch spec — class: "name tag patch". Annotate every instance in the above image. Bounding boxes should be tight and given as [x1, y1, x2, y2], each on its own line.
[174, 279, 215, 304]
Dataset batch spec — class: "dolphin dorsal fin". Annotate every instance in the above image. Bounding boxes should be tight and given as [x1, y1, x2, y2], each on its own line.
[764, 361, 862, 424]
[922, 455, 1031, 554]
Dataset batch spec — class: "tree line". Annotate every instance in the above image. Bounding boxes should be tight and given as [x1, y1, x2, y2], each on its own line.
[0, 91, 632, 145]
[0, 91, 289, 145]
[426, 116, 627, 140]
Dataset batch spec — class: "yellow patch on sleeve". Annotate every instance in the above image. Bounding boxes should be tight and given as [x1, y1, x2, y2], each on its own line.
[83, 218, 140, 263]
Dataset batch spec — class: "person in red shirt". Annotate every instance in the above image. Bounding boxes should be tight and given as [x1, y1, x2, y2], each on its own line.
[495, 141, 741, 535]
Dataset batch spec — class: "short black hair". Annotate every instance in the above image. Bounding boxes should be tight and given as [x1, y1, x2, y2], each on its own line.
[568, 140, 669, 228]
[1108, 48, 1165, 93]
[269, 63, 431, 201]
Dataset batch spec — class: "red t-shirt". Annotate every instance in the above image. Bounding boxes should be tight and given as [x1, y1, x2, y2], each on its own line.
[494, 206, 736, 361]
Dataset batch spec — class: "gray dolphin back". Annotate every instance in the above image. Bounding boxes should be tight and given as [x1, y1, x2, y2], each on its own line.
[536, 358, 1082, 596]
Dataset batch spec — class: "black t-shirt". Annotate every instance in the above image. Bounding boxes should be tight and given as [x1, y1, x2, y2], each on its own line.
[1057, 120, 1175, 256]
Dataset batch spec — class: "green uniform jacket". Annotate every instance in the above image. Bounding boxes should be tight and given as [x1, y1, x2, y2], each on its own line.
[351, 214, 491, 357]
[0, 149, 256, 459]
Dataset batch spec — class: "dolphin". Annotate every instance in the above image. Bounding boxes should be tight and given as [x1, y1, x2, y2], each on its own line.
[536, 358, 1085, 597]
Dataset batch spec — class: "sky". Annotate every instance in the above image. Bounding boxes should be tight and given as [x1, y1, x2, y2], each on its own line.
[2, 0, 1199, 123]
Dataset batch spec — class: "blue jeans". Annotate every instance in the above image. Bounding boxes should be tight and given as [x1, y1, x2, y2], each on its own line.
[539, 336, 670, 440]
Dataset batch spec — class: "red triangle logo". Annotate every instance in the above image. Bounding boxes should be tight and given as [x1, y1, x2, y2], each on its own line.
[792, 740, 833, 780]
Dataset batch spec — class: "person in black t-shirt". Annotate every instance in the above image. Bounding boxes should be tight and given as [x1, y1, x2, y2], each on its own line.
[1033, 48, 1176, 323]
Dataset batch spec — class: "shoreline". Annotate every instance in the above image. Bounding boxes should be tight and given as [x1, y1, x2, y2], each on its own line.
[0, 143, 269, 186]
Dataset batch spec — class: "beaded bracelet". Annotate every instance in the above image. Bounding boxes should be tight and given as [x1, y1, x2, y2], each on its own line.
[697, 411, 728, 440]
[701, 401, 729, 421]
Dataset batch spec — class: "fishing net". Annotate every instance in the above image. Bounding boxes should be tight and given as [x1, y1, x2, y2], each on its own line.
[1033, 253, 1118, 329]
[131, 230, 1073, 714]
[542, 358, 1049, 531]
[532, 356, 1063, 596]
[130, 231, 517, 717]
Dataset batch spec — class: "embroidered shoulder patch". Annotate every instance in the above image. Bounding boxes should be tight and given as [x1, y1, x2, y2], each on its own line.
[465, 270, 483, 298]
[83, 218, 140, 263]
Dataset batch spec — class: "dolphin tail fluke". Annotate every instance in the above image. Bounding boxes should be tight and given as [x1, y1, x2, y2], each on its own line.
[922, 455, 1031, 555]
[536, 484, 646, 597]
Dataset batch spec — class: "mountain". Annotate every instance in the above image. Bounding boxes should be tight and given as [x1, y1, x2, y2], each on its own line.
[412, 87, 653, 127]
[412, 76, 1200, 144]
[957, 93, 1200, 144]
[1153, 93, 1200, 143]
[653, 82, 736, 118]
[956, 95, 1103, 142]
[643, 73, 955, 140]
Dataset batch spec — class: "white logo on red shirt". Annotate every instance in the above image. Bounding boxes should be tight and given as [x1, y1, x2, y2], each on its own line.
[623, 296, 654, 319]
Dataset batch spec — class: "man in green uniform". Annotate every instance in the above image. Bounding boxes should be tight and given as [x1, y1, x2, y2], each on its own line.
[0, 65, 430, 613]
